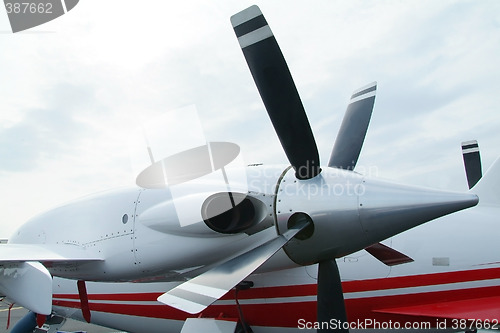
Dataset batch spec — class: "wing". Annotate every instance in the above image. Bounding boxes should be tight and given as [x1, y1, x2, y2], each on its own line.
[0, 243, 103, 315]
[0, 243, 103, 264]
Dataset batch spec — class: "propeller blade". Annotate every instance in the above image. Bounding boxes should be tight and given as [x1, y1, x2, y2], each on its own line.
[328, 82, 377, 170]
[365, 242, 414, 266]
[158, 218, 309, 314]
[231, 5, 320, 180]
[462, 140, 482, 189]
[317, 260, 349, 333]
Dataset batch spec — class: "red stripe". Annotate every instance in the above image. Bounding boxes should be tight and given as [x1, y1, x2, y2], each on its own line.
[226, 265, 500, 299]
[342, 266, 500, 293]
[53, 285, 500, 327]
[374, 296, 500, 321]
[53, 267, 500, 302]
[221, 284, 316, 300]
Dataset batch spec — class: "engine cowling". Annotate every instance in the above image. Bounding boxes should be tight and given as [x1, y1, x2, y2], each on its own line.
[275, 166, 479, 266]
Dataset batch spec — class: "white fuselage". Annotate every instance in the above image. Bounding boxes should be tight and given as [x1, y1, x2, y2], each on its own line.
[49, 201, 500, 332]
[8, 163, 497, 332]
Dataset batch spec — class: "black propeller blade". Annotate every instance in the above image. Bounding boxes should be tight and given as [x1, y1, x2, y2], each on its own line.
[231, 5, 320, 180]
[231, 5, 349, 331]
[461, 140, 482, 189]
[317, 260, 349, 333]
[328, 83, 376, 170]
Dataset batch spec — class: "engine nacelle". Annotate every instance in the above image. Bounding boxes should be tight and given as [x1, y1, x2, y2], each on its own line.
[275, 167, 478, 266]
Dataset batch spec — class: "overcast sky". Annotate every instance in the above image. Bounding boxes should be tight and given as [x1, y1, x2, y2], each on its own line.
[1, 1, 499, 238]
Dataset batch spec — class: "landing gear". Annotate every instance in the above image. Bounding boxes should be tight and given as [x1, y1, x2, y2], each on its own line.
[235, 281, 254, 333]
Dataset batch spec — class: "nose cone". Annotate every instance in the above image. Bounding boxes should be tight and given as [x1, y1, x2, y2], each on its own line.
[359, 178, 479, 242]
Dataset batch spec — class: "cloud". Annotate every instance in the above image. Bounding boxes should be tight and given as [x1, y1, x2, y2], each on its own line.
[0, 1, 499, 238]
[0, 83, 96, 171]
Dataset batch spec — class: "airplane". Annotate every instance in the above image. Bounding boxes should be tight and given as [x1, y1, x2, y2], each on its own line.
[1, 4, 497, 333]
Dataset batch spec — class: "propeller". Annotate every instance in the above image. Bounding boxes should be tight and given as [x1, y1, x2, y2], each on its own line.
[231, 5, 351, 330]
[158, 6, 479, 333]
[230, 6, 419, 331]
[231, 5, 320, 180]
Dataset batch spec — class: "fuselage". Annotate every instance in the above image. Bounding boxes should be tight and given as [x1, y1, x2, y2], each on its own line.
[8, 164, 495, 332]
[48, 203, 500, 332]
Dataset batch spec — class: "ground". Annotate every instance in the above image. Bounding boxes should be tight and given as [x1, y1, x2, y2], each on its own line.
[0, 302, 123, 333]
